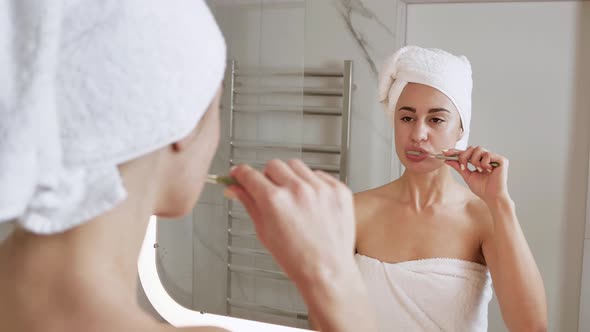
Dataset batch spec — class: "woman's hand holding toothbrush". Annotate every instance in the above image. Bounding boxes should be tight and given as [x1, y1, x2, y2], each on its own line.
[443, 146, 510, 204]
[226, 159, 376, 332]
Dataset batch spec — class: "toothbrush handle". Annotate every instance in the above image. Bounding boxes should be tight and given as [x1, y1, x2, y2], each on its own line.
[437, 155, 500, 168]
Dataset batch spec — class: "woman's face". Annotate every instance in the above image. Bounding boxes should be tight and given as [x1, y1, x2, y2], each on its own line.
[393, 83, 463, 173]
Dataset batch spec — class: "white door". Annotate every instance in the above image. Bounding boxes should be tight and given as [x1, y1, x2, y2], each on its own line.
[405, 2, 590, 331]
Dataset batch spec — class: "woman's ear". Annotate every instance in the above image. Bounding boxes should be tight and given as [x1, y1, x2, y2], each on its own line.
[171, 141, 182, 152]
[171, 84, 222, 153]
[456, 121, 465, 142]
[458, 128, 464, 141]
[171, 129, 197, 152]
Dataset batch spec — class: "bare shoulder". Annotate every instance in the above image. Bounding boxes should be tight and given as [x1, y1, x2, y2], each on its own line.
[464, 194, 494, 237]
[354, 183, 394, 226]
[353, 188, 379, 212]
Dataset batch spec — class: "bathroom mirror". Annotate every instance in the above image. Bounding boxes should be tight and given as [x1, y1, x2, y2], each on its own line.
[152, 1, 590, 331]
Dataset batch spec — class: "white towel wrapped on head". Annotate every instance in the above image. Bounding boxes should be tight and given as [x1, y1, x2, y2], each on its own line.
[0, 0, 226, 234]
[378, 46, 473, 150]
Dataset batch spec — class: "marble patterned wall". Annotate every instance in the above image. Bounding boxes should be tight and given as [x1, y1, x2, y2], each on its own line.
[304, 0, 397, 192]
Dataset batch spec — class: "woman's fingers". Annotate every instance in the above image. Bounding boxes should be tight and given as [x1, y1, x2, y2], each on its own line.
[230, 164, 276, 205]
[445, 160, 471, 180]
[287, 159, 322, 188]
[264, 159, 301, 187]
[470, 146, 486, 172]
[315, 170, 340, 186]
[444, 146, 497, 172]
[457, 146, 475, 171]
[226, 185, 261, 224]
[481, 151, 493, 172]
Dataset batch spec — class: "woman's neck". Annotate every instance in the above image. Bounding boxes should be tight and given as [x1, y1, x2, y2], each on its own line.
[397, 165, 460, 211]
[0, 159, 160, 327]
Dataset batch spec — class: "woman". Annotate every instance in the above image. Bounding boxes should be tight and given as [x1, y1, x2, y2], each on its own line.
[354, 46, 547, 331]
[0, 2, 374, 332]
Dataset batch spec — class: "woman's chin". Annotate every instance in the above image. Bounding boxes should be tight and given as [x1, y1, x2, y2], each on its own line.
[402, 160, 445, 174]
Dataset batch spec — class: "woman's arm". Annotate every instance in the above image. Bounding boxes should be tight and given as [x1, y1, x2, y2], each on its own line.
[445, 147, 547, 331]
[481, 197, 547, 331]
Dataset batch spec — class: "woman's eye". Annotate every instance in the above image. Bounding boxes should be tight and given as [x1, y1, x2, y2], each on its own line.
[431, 118, 445, 124]
[401, 116, 413, 122]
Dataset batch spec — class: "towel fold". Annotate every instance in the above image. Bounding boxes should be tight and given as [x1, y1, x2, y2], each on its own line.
[355, 254, 492, 332]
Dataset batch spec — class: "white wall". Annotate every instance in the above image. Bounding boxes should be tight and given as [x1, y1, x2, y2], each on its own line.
[406, 2, 590, 331]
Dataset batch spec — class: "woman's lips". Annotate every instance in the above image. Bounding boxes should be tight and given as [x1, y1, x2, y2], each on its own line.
[405, 150, 429, 162]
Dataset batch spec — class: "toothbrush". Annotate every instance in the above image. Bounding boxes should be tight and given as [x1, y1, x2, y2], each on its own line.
[206, 174, 239, 186]
[407, 151, 500, 168]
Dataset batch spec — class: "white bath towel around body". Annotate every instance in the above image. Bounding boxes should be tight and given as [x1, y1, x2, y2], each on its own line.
[355, 254, 493, 332]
